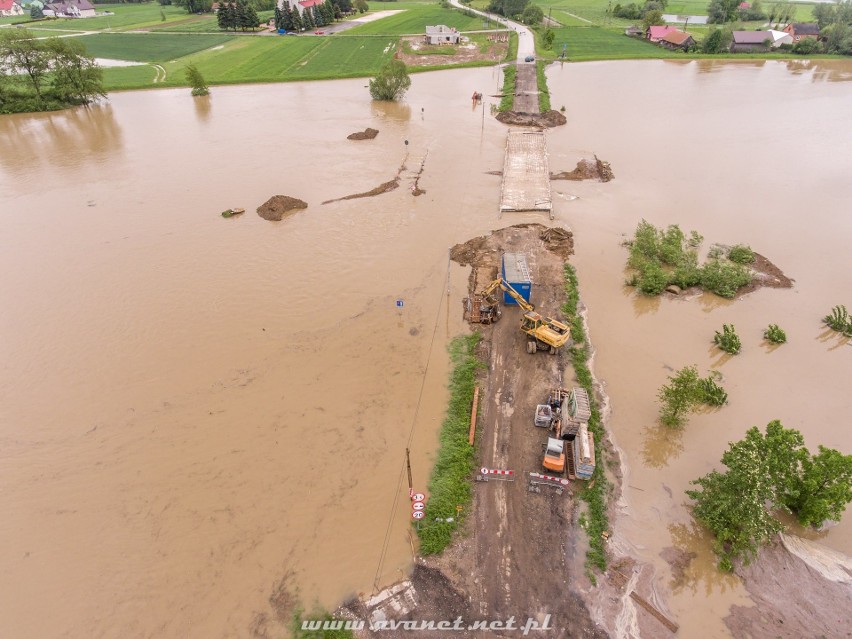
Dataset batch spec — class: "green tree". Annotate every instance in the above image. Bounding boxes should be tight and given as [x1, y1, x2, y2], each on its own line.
[185, 62, 210, 96]
[542, 27, 555, 48]
[487, 0, 529, 17]
[687, 421, 852, 570]
[0, 29, 51, 101]
[245, 3, 260, 29]
[291, 6, 303, 31]
[303, 5, 315, 28]
[31, 2, 44, 19]
[226, 2, 237, 30]
[658, 365, 702, 428]
[354, 0, 368, 13]
[521, 3, 543, 24]
[707, 0, 739, 23]
[369, 59, 411, 101]
[323, 0, 335, 22]
[784, 447, 852, 527]
[687, 440, 783, 571]
[45, 38, 106, 105]
[217, 2, 233, 29]
[333, 0, 352, 13]
[642, 8, 665, 29]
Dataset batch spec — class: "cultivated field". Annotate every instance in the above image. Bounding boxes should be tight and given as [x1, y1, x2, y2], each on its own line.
[75, 33, 235, 62]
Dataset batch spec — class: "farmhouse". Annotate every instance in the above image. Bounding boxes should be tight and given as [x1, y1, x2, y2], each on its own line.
[43, 0, 95, 18]
[731, 30, 773, 52]
[425, 25, 460, 45]
[783, 22, 820, 42]
[646, 25, 678, 43]
[659, 30, 695, 51]
[0, 0, 24, 17]
[276, 0, 326, 15]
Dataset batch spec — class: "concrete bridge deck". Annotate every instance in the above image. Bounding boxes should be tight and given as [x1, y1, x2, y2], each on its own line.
[499, 129, 552, 217]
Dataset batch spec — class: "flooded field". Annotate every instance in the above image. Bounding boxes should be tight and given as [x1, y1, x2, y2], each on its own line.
[1, 58, 850, 638]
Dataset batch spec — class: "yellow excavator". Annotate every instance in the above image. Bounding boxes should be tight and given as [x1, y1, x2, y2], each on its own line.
[473, 278, 572, 354]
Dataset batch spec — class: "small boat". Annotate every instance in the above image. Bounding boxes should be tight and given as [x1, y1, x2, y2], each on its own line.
[221, 207, 245, 218]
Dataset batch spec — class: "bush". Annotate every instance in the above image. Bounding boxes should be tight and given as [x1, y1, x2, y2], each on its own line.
[823, 305, 852, 337]
[764, 324, 787, 344]
[714, 324, 741, 355]
[699, 374, 728, 406]
[792, 37, 822, 54]
[727, 244, 755, 264]
[636, 261, 669, 295]
[185, 63, 209, 96]
[700, 259, 751, 298]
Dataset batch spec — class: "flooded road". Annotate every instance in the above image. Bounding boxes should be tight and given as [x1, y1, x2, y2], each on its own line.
[1, 58, 850, 638]
[546, 58, 852, 637]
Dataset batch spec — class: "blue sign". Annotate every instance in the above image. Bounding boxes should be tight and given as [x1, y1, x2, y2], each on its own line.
[396, 299, 404, 308]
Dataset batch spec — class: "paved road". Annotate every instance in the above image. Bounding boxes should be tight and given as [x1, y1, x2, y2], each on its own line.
[449, 0, 534, 64]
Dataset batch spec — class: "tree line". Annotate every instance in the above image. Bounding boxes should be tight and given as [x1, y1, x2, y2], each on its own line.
[216, 0, 261, 31]
[274, 0, 340, 32]
[0, 30, 105, 114]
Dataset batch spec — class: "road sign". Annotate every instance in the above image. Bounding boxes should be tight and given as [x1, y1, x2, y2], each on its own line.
[396, 299, 404, 308]
[412, 493, 425, 502]
[413, 502, 425, 511]
[412, 511, 424, 520]
[480, 467, 489, 475]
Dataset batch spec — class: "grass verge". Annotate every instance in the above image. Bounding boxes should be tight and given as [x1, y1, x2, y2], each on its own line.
[417, 333, 482, 555]
[498, 64, 515, 112]
[536, 59, 550, 112]
[293, 608, 355, 638]
[505, 30, 518, 61]
[562, 263, 609, 579]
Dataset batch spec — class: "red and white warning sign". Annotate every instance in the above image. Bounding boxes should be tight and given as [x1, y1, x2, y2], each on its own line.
[412, 511, 424, 520]
[412, 492, 425, 502]
[413, 502, 425, 511]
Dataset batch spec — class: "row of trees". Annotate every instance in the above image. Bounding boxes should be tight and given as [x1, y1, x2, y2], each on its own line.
[0, 30, 105, 114]
[486, 0, 530, 20]
[216, 0, 261, 31]
[274, 0, 334, 31]
[687, 421, 852, 571]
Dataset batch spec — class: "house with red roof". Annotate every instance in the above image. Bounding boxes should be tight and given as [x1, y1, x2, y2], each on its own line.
[646, 25, 678, 43]
[277, 0, 325, 15]
[0, 0, 24, 17]
[658, 29, 695, 51]
[783, 23, 820, 42]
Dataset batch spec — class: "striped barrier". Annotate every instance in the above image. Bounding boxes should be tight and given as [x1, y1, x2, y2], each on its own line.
[477, 467, 515, 482]
[528, 471, 571, 495]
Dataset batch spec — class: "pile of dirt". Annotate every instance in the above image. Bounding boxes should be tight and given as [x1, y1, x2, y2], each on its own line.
[724, 537, 852, 639]
[552, 156, 614, 182]
[347, 127, 379, 141]
[495, 109, 567, 128]
[540, 226, 574, 258]
[322, 178, 400, 205]
[739, 252, 794, 294]
[256, 195, 307, 221]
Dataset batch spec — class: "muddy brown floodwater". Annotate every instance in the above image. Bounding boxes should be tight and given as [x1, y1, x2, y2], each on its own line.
[1, 58, 850, 638]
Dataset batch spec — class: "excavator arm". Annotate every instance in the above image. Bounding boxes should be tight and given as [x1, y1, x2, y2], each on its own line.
[480, 278, 535, 312]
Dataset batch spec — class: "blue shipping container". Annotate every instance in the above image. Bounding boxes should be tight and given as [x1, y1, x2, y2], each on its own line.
[501, 252, 532, 306]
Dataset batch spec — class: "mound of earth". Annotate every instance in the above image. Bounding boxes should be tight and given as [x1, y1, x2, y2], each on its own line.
[552, 157, 614, 182]
[347, 128, 379, 141]
[257, 195, 308, 221]
[740, 252, 794, 293]
[495, 109, 567, 128]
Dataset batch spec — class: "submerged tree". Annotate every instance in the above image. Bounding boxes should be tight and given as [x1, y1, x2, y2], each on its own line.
[687, 421, 852, 571]
[369, 59, 411, 101]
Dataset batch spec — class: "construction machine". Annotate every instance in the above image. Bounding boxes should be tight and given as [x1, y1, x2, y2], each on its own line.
[467, 278, 572, 354]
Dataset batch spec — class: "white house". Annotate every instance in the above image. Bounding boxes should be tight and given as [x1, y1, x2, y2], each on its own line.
[425, 25, 459, 45]
[277, 0, 325, 15]
[0, 0, 25, 17]
[43, 0, 96, 18]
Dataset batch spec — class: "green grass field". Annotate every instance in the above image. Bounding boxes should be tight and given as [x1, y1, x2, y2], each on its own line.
[76, 33, 234, 62]
[345, 3, 490, 35]
[543, 26, 682, 60]
[27, 3, 191, 31]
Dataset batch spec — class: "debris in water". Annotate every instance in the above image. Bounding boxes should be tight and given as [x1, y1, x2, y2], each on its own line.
[322, 179, 400, 205]
[495, 110, 567, 128]
[221, 207, 245, 218]
[552, 156, 614, 182]
[347, 128, 379, 141]
[256, 196, 308, 221]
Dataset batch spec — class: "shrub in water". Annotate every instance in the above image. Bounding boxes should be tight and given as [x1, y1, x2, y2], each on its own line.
[823, 305, 852, 337]
[714, 324, 741, 354]
[728, 244, 755, 264]
[764, 324, 787, 344]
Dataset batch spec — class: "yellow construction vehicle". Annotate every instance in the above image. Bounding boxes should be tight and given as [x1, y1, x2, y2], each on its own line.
[469, 278, 572, 354]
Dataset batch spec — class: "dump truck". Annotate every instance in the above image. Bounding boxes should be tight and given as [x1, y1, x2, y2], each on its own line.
[466, 278, 572, 354]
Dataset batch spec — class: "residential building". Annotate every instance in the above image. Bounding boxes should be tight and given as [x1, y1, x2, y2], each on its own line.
[783, 23, 820, 42]
[425, 25, 459, 45]
[731, 30, 773, 52]
[646, 25, 677, 43]
[659, 29, 695, 51]
[0, 0, 24, 16]
[43, 0, 96, 18]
